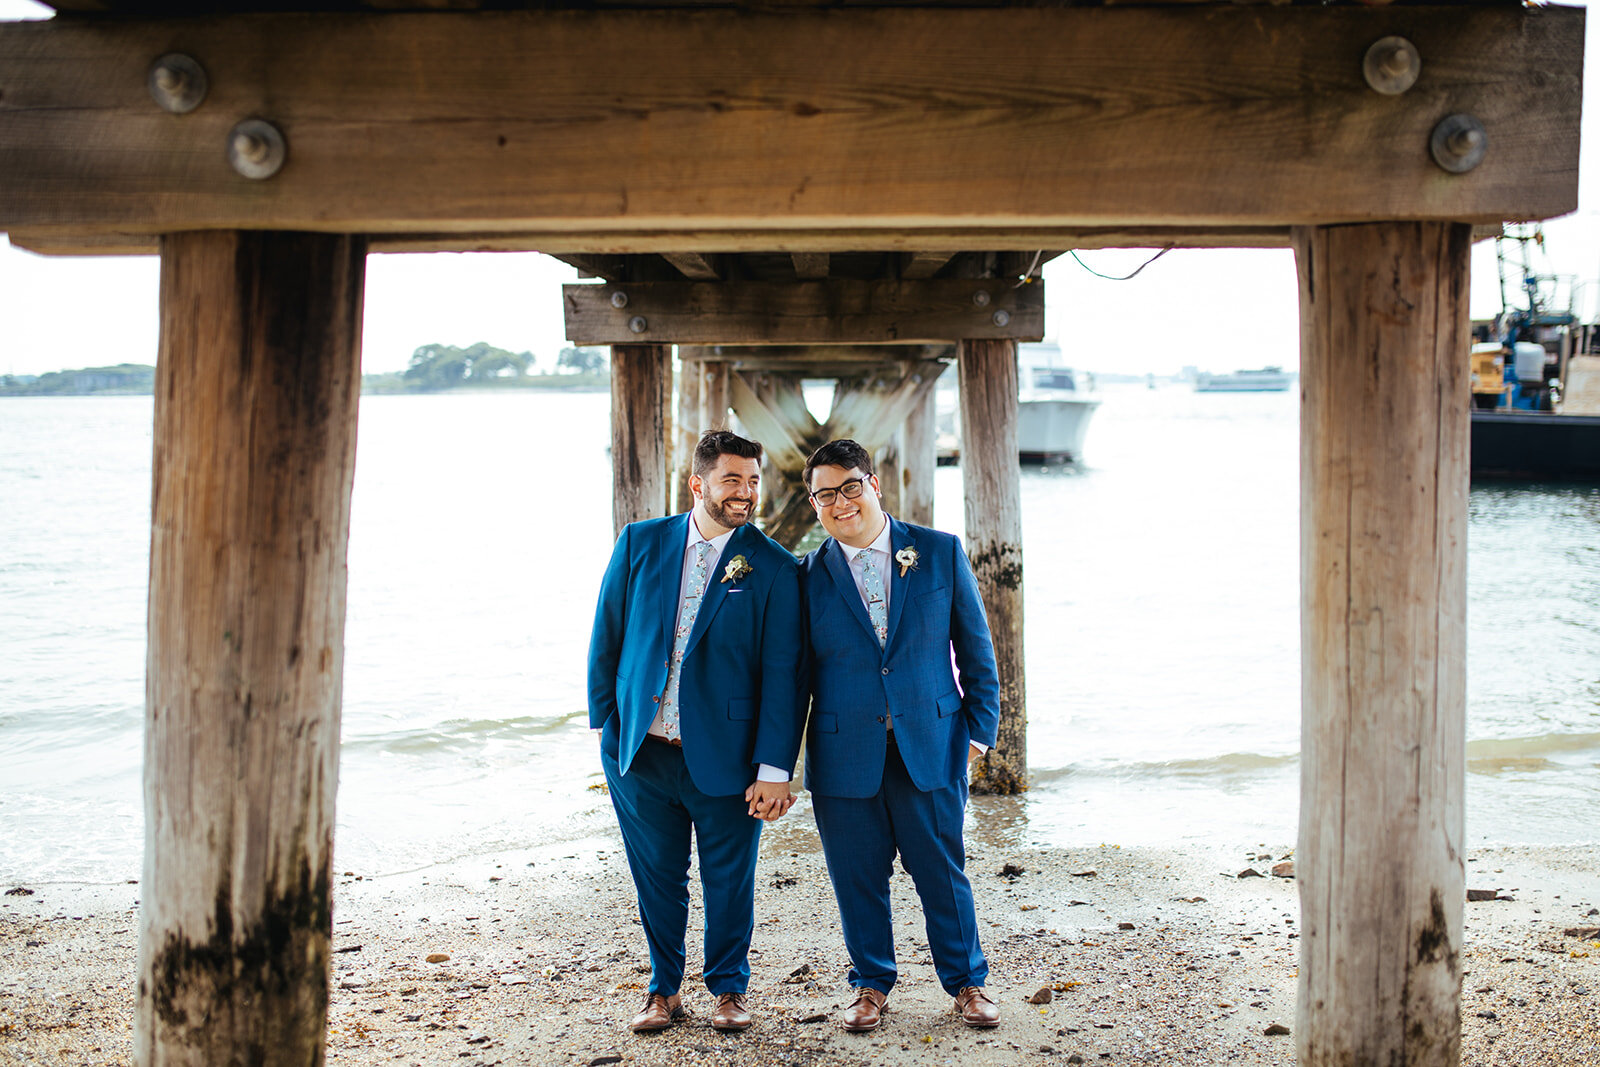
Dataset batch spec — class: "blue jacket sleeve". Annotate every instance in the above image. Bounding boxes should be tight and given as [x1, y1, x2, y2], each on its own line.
[586, 524, 633, 731]
[949, 534, 1002, 749]
[751, 553, 806, 773]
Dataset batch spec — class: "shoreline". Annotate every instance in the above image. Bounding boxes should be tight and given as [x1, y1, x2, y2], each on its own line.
[3, 822, 1597, 1066]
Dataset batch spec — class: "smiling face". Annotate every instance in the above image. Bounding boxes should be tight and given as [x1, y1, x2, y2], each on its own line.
[807, 463, 886, 549]
[691, 454, 761, 537]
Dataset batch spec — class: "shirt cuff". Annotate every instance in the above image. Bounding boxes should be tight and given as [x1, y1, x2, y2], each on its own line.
[969, 740, 989, 755]
[756, 763, 791, 783]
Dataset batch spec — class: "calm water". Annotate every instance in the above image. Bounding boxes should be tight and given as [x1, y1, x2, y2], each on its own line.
[2, 388, 1597, 882]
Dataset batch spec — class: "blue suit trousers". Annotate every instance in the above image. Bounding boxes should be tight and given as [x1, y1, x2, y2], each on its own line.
[811, 737, 988, 997]
[601, 736, 763, 996]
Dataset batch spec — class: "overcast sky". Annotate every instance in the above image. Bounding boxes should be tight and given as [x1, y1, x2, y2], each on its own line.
[3, 0, 1597, 378]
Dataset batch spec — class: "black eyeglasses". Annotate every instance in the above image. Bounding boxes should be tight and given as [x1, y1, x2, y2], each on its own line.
[810, 476, 869, 507]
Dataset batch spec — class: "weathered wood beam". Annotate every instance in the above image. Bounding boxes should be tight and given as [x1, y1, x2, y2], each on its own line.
[550, 253, 628, 280]
[958, 338, 1026, 796]
[610, 343, 671, 534]
[563, 280, 1043, 345]
[790, 253, 829, 279]
[0, 7, 1580, 245]
[661, 252, 721, 280]
[10, 226, 1301, 257]
[138, 230, 365, 1066]
[901, 252, 954, 280]
[1295, 221, 1469, 1067]
[681, 344, 952, 366]
[700, 359, 731, 433]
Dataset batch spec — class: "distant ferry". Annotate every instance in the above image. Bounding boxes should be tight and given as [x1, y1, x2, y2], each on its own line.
[1194, 367, 1292, 392]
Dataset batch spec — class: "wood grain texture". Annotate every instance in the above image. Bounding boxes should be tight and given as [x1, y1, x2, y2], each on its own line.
[610, 344, 671, 535]
[957, 338, 1026, 795]
[0, 7, 1580, 243]
[11, 225, 1298, 257]
[563, 280, 1044, 345]
[138, 230, 365, 1067]
[1295, 221, 1470, 1067]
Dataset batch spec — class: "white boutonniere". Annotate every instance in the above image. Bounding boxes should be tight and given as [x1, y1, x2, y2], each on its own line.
[721, 555, 753, 584]
[895, 546, 919, 578]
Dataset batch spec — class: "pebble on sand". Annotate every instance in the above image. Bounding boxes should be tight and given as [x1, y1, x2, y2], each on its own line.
[425, 953, 450, 963]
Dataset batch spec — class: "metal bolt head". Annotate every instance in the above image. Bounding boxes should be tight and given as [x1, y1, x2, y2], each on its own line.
[628, 316, 648, 334]
[992, 309, 1012, 328]
[972, 290, 991, 307]
[148, 53, 208, 114]
[1430, 113, 1488, 174]
[227, 119, 287, 180]
[1363, 37, 1421, 96]
[610, 291, 629, 309]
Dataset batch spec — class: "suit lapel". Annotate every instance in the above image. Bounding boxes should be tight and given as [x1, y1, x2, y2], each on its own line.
[656, 513, 691, 650]
[824, 538, 878, 645]
[886, 517, 913, 649]
[683, 522, 744, 658]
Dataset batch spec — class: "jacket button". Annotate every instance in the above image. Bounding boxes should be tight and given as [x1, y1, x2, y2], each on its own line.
[876, 715, 885, 723]
[880, 667, 890, 676]
[664, 659, 670, 667]
[652, 696, 660, 702]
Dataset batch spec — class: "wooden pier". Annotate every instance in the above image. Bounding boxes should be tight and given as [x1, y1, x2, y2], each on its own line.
[0, 1, 1582, 1064]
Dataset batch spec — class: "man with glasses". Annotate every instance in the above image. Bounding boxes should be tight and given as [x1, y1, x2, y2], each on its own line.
[587, 430, 805, 1035]
[797, 438, 1002, 1033]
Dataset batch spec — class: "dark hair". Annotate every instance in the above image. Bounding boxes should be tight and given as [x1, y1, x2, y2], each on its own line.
[804, 439, 874, 489]
[693, 429, 763, 477]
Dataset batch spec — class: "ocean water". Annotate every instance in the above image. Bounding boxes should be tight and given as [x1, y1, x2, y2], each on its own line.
[1, 387, 1597, 883]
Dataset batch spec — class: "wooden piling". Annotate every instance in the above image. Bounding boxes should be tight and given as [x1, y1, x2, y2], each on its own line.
[1295, 221, 1470, 1067]
[610, 343, 672, 534]
[901, 374, 938, 526]
[137, 231, 365, 1067]
[675, 350, 702, 512]
[701, 359, 731, 432]
[957, 338, 1026, 794]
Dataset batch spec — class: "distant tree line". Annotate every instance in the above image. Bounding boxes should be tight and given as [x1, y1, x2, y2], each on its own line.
[0, 363, 155, 396]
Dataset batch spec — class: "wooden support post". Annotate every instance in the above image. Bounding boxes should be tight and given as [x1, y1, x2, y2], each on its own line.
[610, 343, 671, 535]
[876, 431, 903, 519]
[1295, 222, 1470, 1067]
[958, 338, 1026, 794]
[675, 349, 702, 513]
[701, 360, 731, 432]
[137, 231, 365, 1066]
[902, 376, 938, 526]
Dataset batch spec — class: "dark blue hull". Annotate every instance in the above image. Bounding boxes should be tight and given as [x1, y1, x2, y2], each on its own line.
[1470, 410, 1600, 480]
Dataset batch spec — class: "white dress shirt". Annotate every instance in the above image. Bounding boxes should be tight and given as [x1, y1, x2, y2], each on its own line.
[648, 515, 791, 784]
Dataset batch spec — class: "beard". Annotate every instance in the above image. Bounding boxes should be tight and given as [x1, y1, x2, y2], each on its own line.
[703, 494, 754, 528]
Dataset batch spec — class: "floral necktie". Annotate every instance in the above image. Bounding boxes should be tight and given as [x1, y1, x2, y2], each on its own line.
[661, 539, 712, 741]
[860, 549, 888, 648]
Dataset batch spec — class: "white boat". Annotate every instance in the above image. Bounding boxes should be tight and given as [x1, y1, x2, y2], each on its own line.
[1016, 342, 1101, 462]
[936, 341, 1101, 464]
[1193, 367, 1292, 392]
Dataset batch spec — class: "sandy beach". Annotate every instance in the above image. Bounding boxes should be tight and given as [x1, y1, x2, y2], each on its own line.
[3, 794, 1598, 1067]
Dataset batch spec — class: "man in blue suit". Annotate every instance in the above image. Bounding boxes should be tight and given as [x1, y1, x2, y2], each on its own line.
[799, 438, 1003, 1032]
[588, 430, 805, 1034]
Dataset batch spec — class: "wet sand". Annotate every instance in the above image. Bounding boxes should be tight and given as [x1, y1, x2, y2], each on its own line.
[3, 799, 1598, 1066]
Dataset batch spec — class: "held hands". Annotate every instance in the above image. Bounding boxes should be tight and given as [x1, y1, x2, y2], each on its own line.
[745, 780, 795, 821]
[969, 742, 983, 764]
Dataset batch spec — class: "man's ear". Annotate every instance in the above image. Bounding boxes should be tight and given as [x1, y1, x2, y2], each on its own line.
[687, 473, 703, 501]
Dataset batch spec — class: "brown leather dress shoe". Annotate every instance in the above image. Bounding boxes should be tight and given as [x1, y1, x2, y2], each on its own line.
[710, 992, 752, 1032]
[954, 986, 1000, 1028]
[840, 987, 888, 1032]
[628, 992, 686, 1033]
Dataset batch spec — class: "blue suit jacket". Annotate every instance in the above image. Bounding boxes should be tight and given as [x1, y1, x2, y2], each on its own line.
[587, 514, 805, 797]
[800, 518, 1001, 798]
